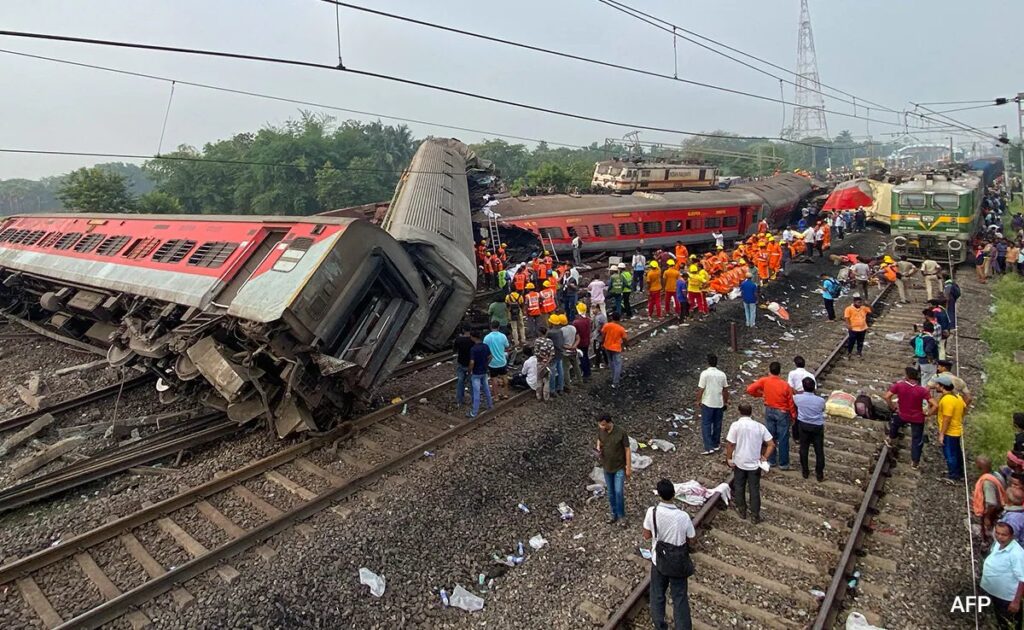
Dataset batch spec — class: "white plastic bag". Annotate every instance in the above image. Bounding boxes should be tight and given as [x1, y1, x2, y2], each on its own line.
[631, 454, 653, 470]
[884, 332, 905, 342]
[589, 466, 606, 486]
[529, 534, 548, 550]
[449, 584, 484, 612]
[650, 439, 676, 452]
[628, 437, 639, 452]
[358, 568, 386, 597]
[845, 612, 885, 630]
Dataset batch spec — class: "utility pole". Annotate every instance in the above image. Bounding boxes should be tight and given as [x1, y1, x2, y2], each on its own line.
[948, 137, 954, 163]
[792, 0, 829, 140]
[1017, 93, 1024, 202]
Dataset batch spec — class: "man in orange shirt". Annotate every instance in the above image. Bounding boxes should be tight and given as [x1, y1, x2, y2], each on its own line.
[662, 260, 680, 315]
[843, 295, 872, 359]
[767, 238, 782, 279]
[755, 244, 770, 286]
[601, 311, 628, 388]
[746, 361, 797, 470]
[674, 241, 688, 266]
[645, 261, 663, 318]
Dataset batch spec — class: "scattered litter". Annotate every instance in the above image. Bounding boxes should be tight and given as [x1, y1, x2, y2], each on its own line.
[449, 585, 485, 612]
[650, 439, 676, 452]
[671, 412, 693, 421]
[883, 332, 905, 342]
[667, 431, 679, 438]
[423, 451, 434, 457]
[629, 437, 639, 451]
[586, 484, 605, 498]
[668, 325, 679, 330]
[843, 378, 860, 385]
[517, 503, 530, 514]
[49, 539, 61, 547]
[573, 533, 584, 540]
[759, 461, 770, 473]
[823, 521, 833, 530]
[558, 502, 575, 521]
[631, 454, 653, 470]
[589, 467, 606, 486]
[810, 589, 826, 599]
[765, 314, 777, 322]
[358, 568, 386, 598]
[401, 404, 408, 415]
[845, 612, 885, 630]
[781, 333, 796, 341]
[639, 547, 653, 560]
[418, 397, 429, 404]
[478, 573, 486, 586]
[529, 534, 548, 550]
[518, 541, 525, 556]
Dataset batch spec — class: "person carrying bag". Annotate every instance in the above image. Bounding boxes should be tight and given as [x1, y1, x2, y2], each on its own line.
[643, 479, 696, 630]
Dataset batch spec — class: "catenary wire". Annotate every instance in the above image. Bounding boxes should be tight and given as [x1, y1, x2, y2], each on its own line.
[0, 29, 846, 149]
[319, 0, 913, 129]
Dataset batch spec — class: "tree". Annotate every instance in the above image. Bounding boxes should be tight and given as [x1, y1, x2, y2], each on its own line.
[137, 191, 182, 214]
[56, 167, 135, 212]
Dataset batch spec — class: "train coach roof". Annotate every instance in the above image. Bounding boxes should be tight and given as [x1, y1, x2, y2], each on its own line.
[4, 213, 361, 225]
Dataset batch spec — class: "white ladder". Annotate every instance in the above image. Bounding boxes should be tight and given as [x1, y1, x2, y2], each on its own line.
[485, 209, 501, 250]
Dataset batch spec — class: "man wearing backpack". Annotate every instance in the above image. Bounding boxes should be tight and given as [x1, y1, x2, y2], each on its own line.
[910, 323, 939, 384]
[819, 273, 841, 320]
[642, 479, 695, 630]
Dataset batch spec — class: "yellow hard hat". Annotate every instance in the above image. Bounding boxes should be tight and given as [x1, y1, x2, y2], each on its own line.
[526, 283, 535, 290]
[576, 302, 588, 315]
[689, 254, 697, 260]
[667, 259, 675, 266]
[485, 251, 491, 255]
[883, 255, 894, 263]
[508, 291, 520, 299]
[480, 240, 486, 244]
[650, 261, 659, 268]
[501, 243, 507, 247]
[548, 314, 560, 324]
[544, 250, 550, 255]
[767, 235, 775, 241]
[689, 264, 698, 272]
[738, 258, 747, 264]
[543, 280, 551, 288]
[716, 245, 724, 250]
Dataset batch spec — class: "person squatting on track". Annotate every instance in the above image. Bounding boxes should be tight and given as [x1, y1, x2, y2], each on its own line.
[726, 402, 776, 524]
[597, 413, 631, 526]
[643, 479, 695, 630]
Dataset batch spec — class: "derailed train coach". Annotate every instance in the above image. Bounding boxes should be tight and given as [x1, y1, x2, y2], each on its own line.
[0, 214, 428, 437]
[381, 138, 482, 350]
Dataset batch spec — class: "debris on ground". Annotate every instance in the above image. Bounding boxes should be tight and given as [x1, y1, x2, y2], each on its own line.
[449, 585, 484, 612]
[358, 568, 386, 598]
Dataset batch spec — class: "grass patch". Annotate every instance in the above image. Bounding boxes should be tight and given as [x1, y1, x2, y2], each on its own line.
[970, 274, 1024, 462]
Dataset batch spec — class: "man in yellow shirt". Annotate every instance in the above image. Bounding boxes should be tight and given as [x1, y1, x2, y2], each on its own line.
[936, 381, 965, 483]
[686, 264, 710, 315]
[842, 295, 872, 359]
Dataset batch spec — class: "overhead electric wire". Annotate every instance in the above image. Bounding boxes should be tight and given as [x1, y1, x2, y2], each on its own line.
[318, 0, 910, 129]
[909, 103, 1004, 142]
[594, 0, 904, 116]
[929, 102, 1005, 115]
[0, 29, 843, 149]
[914, 99, 996, 106]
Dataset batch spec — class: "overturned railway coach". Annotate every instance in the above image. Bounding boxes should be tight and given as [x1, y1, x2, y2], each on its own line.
[0, 214, 427, 437]
[493, 174, 813, 253]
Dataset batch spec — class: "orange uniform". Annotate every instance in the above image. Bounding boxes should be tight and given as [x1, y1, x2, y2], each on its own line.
[539, 288, 557, 314]
[755, 248, 770, 282]
[768, 242, 782, 276]
[674, 244, 689, 264]
[709, 275, 729, 294]
[821, 224, 832, 250]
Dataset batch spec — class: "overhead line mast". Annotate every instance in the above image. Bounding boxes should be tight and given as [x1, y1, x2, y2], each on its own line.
[791, 0, 829, 141]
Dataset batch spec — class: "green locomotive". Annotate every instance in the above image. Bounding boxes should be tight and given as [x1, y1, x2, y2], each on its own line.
[890, 169, 983, 263]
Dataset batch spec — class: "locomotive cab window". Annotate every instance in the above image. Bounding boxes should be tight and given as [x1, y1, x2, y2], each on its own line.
[723, 216, 739, 227]
[618, 222, 639, 236]
[273, 237, 314, 272]
[664, 220, 682, 233]
[703, 218, 721, 229]
[932, 193, 959, 209]
[643, 221, 663, 234]
[899, 193, 926, 209]
[592, 224, 615, 237]
[538, 227, 564, 240]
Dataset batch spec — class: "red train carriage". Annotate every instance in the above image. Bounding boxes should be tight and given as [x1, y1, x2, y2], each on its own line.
[0, 214, 427, 437]
[494, 174, 813, 253]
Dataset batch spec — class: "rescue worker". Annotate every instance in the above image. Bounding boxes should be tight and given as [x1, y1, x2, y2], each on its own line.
[662, 259, 680, 316]
[757, 217, 769, 233]
[542, 250, 554, 273]
[524, 283, 542, 338]
[880, 256, 898, 291]
[674, 240, 689, 266]
[687, 264, 708, 315]
[490, 252, 505, 291]
[755, 242, 771, 286]
[539, 280, 557, 317]
[646, 261, 663, 318]
[534, 257, 549, 284]
[609, 266, 625, 315]
[714, 246, 729, 272]
[513, 266, 529, 294]
[482, 252, 495, 289]
[619, 263, 634, 318]
[767, 236, 782, 280]
[820, 221, 832, 251]
[505, 289, 525, 346]
[476, 240, 487, 266]
[498, 242, 508, 265]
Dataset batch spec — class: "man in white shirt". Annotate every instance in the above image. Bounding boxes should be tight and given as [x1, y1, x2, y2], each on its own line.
[725, 402, 776, 524]
[920, 258, 940, 301]
[642, 479, 696, 630]
[571, 234, 583, 266]
[631, 248, 646, 292]
[711, 230, 725, 249]
[520, 346, 549, 400]
[587, 277, 607, 311]
[782, 227, 795, 244]
[851, 259, 871, 299]
[696, 353, 729, 455]
[787, 355, 815, 393]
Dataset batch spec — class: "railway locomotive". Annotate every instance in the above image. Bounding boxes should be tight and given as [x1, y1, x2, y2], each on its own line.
[591, 159, 719, 193]
[0, 138, 484, 438]
[890, 158, 1002, 263]
[494, 173, 814, 253]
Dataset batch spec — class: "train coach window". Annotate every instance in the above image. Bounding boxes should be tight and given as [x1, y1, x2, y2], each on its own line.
[15, 230, 47, 246]
[273, 237, 314, 272]
[723, 216, 739, 228]
[188, 241, 238, 268]
[592, 224, 615, 237]
[38, 232, 63, 248]
[122, 237, 162, 260]
[96, 235, 131, 256]
[538, 227, 564, 240]
[618, 222, 640, 236]
[643, 221, 663, 234]
[152, 239, 197, 264]
[703, 218, 721, 229]
[0, 228, 16, 242]
[74, 233, 105, 253]
[664, 220, 682, 233]
[54, 232, 83, 250]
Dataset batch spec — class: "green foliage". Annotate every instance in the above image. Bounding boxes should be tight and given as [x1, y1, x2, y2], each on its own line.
[971, 275, 1024, 462]
[136, 190, 182, 214]
[56, 167, 136, 213]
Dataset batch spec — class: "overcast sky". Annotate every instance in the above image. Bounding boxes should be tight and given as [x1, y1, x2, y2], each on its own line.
[1, 0, 1021, 179]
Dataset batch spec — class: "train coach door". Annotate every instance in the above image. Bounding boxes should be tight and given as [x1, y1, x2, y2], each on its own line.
[737, 206, 751, 235]
[214, 228, 289, 306]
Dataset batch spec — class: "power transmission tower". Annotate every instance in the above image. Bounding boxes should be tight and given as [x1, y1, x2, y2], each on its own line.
[791, 0, 829, 141]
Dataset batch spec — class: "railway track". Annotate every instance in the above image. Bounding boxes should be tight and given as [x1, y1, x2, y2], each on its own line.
[0, 294, 676, 629]
[603, 283, 930, 630]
